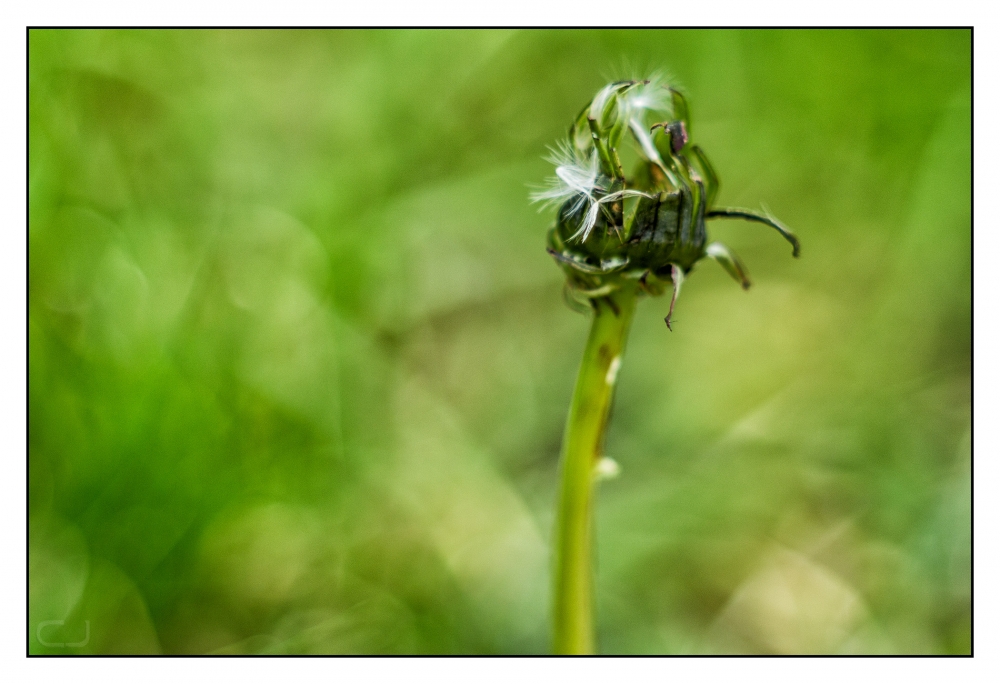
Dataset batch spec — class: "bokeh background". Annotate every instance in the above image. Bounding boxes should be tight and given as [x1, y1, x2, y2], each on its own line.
[28, 29, 970, 655]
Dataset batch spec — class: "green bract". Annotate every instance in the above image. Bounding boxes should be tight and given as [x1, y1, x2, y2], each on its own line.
[533, 78, 800, 328]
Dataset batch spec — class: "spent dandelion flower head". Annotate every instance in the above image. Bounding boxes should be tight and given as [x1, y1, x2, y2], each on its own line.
[534, 75, 799, 324]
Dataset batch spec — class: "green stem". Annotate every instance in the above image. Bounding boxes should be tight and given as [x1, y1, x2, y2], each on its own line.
[552, 284, 638, 655]
[587, 117, 618, 180]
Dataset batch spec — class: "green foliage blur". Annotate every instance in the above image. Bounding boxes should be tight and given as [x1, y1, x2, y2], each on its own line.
[28, 29, 970, 655]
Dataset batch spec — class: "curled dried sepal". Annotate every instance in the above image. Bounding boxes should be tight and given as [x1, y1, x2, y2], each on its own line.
[706, 208, 801, 258]
[706, 242, 752, 290]
[664, 264, 684, 331]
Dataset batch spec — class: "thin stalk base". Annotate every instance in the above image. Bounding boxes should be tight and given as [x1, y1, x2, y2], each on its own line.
[552, 285, 638, 654]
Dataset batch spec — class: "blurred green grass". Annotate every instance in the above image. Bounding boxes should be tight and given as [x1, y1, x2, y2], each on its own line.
[28, 29, 970, 654]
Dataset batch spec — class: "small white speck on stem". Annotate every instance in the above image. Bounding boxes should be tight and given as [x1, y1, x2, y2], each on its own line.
[605, 356, 621, 385]
[594, 456, 621, 480]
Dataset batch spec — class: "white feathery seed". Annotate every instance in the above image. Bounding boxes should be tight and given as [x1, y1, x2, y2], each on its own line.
[532, 77, 676, 243]
[622, 76, 675, 170]
[530, 141, 604, 210]
[531, 141, 652, 243]
[621, 77, 674, 121]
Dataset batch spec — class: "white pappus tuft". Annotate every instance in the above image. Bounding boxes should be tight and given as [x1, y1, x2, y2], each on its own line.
[530, 140, 605, 213]
[621, 76, 674, 122]
[531, 141, 650, 243]
[622, 75, 675, 171]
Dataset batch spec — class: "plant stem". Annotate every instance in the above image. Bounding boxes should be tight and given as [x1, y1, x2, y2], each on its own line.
[552, 284, 639, 655]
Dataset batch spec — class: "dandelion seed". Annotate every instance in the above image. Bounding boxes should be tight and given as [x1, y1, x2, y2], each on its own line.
[621, 76, 675, 171]
[530, 141, 605, 214]
[532, 142, 649, 243]
[621, 76, 673, 122]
